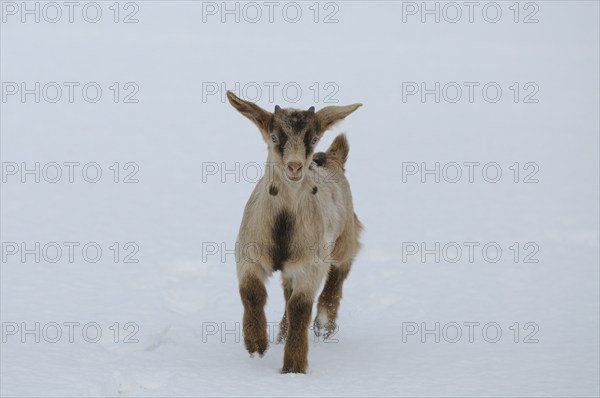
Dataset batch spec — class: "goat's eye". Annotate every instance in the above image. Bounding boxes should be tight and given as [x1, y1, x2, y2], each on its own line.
[311, 137, 319, 145]
[270, 134, 279, 143]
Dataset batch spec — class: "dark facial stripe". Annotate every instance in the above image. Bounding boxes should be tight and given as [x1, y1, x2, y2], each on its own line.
[303, 123, 319, 157]
[276, 129, 288, 157]
[271, 210, 294, 272]
[269, 119, 287, 157]
[303, 131, 314, 157]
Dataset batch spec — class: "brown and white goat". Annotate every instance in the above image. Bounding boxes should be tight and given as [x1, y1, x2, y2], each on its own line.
[226, 91, 363, 374]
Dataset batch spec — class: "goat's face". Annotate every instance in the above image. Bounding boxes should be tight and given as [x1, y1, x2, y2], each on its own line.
[268, 106, 319, 182]
[226, 91, 362, 184]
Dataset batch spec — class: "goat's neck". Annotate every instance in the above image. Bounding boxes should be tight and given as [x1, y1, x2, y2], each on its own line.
[265, 157, 311, 206]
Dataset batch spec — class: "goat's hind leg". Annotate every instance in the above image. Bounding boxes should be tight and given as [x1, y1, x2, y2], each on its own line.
[315, 215, 362, 339]
[276, 277, 292, 343]
[314, 261, 352, 339]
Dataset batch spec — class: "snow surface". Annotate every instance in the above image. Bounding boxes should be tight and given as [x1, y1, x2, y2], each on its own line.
[1, 1, 599, 397]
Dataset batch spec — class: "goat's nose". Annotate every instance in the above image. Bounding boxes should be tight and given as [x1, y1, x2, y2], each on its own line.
[287, 162, 303, 174]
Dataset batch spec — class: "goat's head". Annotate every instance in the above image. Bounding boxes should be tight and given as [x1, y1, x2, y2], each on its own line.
[227, 91, 361, 183]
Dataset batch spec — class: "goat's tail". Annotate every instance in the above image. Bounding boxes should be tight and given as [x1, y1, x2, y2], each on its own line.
[325, 134, 350, 168]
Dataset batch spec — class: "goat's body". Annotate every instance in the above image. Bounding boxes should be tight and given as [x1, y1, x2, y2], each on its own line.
[226, 91, 362, 374]
[237, 140, 359, 279]
[236, 135, 362, 373]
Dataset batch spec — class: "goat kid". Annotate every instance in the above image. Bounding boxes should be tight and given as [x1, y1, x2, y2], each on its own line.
[227, 91, 363, 374]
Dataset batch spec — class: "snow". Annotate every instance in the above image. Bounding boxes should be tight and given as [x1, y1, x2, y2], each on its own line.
[1, 1, 599, 396]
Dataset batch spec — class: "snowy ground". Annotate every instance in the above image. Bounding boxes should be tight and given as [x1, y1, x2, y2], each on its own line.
[1, 1, 599, 396]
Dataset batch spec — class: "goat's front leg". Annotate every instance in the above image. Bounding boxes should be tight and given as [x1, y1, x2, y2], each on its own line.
[239, 272, 268, 357]
[282, 291, 313, 373]
[281, 265, 328, 374]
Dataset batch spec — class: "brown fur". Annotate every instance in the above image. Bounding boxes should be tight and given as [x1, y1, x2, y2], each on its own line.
[239, 275, 268, 356]
[282, 293, 312, 374]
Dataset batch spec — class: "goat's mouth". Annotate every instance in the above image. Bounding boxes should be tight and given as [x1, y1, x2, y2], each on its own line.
[285, 172, 303, 182]
[284, 161, 304, 182]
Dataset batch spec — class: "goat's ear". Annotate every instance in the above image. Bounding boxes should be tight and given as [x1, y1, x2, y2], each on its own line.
[227, 91, 272, 139]
[316, 103, 362, 134]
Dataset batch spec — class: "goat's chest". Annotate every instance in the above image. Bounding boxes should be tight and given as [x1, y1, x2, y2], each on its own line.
[238, 182, 342, 271]
[267, 203, 325, 271]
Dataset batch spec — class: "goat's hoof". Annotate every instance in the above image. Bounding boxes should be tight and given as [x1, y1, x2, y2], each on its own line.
[281, 364, 307, 374]
[313, 319, 323, 337]
[244, 337, 268, 357]
[249, 351, 267, 358]
[313, 318, 337, 340]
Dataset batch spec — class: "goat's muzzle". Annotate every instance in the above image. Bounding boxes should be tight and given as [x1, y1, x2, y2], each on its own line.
[285, 162, 303, 182]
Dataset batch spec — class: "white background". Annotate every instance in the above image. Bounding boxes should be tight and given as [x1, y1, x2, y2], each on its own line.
[1, 1, 599, 396]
